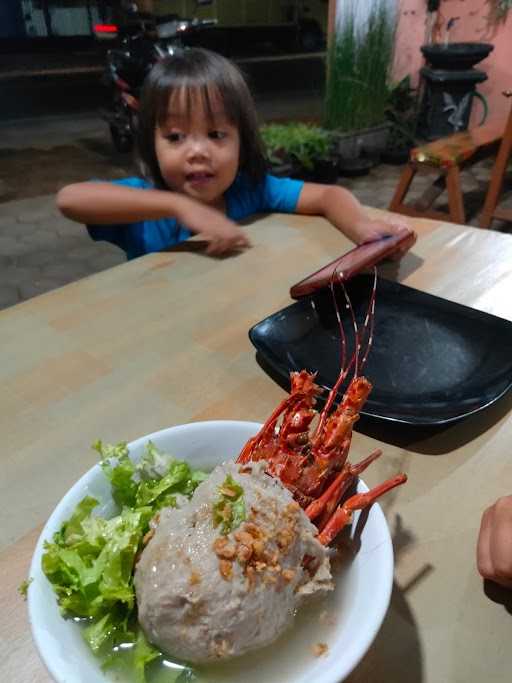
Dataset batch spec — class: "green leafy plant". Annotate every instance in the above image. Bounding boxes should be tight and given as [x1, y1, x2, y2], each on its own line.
[260, 122, 333, 171]
[384, 75, 420, 149]
[486, 0, 512, 23]
[493, 0, 512, 17]
[324, 0, 398, 132]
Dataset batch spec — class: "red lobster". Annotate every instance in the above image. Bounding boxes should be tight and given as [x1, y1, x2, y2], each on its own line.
[237, 269, 407, 546]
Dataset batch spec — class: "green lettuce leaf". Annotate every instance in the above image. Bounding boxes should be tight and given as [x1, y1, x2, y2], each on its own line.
[133, 629, 161, 683]
[18, 577, 33, 599]
[42, 506, 145, 618]
[94, 440, 138, 508]
[42, 439, 208, 682]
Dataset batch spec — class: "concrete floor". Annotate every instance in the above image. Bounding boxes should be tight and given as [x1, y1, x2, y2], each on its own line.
[0, 106, 510, 312]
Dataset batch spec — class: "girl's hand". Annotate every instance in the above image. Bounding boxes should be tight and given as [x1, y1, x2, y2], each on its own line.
[477, 495, 512, 589]
[177, 197, 251, 256]
[351, 216, 417, 259]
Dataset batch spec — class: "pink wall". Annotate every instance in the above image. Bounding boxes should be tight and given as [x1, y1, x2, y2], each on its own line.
[393, 1, 428, 88]
[394, 0, 512, 124]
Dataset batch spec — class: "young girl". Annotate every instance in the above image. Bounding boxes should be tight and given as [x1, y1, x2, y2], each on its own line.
[57, 48, 414, 259]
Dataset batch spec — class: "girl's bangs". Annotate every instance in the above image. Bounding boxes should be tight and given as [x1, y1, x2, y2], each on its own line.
[156, 82, 233, 127]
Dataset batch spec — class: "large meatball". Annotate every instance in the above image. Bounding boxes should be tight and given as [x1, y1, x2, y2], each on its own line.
[134, 461, 332, 663]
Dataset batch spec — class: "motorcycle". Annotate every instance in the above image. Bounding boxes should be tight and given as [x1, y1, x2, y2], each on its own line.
[95, 7, 216, 152]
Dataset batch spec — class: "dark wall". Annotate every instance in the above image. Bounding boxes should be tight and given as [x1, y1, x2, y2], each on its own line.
[0, 0, 26, 39]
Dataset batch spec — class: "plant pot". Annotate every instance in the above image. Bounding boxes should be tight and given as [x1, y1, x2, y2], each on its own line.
[289, 159, 339, 184]
[290, 168, 316, 182]
[420, 42, 494, 71]
[337, 156, 374, 177]
[381, 146, 411, 165]
[333, 123, 390, 159]
[312, 159, 339, 184]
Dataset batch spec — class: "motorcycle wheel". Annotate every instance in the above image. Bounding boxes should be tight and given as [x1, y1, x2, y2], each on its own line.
[110, 124, 133, 154]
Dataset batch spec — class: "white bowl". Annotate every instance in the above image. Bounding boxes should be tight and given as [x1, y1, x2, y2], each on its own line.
[29, 420, 394, 683]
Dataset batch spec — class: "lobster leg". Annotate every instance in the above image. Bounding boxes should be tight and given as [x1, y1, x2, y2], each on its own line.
[237, 393, 306, 463]
[314, 449, 383, 531]
[238, 371, 320, 465]
[317, 473, 407, 546]
[305, 448, 382, 523]
[293, 384, 368, 501]
[305, 468, 355, 522]
[349, 448, 383, 476]
[311, 377, 372, 471]
[277, 371, 319, 449]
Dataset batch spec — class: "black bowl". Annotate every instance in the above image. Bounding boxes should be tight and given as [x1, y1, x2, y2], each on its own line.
[421, 42, 494, 70]
[249, 275, 512, 427]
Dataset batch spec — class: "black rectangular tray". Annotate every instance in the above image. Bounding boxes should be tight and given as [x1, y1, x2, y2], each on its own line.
[249, 275, 512, 426]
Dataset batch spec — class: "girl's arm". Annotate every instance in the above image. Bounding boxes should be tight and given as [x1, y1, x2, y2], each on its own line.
[295, 182, 415, 250]
[56, 182, 250, 255]
[57, 182, 202, 225]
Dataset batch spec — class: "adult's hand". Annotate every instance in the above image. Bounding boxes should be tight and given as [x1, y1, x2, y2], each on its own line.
[477, 495, 512, 589]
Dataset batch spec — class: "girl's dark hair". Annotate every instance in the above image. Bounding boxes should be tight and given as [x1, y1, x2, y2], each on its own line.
[136, 48, 267, 189]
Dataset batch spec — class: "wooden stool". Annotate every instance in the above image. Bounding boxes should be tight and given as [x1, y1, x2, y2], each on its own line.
[389, 121, 505, 224]
[479, 92, 512, 229]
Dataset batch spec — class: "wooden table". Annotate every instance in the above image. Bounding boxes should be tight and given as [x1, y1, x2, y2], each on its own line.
[2, 210, 512, 683]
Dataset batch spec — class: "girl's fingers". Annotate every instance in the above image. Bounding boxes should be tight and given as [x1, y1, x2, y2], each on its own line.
[373, 218, 408, 235]
[208, 242, 226, 256]
[205, 235, 249, 256]
[476, 506, 494, 579]
[204, 236, 223, 255]
[236, 233, 251, 248]
[391, 222, 415, 238]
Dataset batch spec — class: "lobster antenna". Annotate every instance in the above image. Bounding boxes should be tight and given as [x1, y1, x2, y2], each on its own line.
[316, 263, 357, 429]
[339, 270, 360, 378]
[315, 264, 376, 438]
[329, 264, 347, 377]
[329, 265, 378, 396]
[359, 267, 378, 372]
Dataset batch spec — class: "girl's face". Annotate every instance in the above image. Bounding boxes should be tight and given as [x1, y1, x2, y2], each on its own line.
[155, 89, 240, 207]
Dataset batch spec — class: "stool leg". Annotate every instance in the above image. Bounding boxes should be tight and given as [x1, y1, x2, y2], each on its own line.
[389, 164, 416, 213]
[445, 166, 465, 224]
[413, 175, 445, 211]
[479, 127, 512, 229]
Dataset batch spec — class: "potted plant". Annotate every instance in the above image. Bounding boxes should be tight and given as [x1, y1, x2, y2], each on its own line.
[324, 0, 398, 173]
[382, 75, 420, 165]
[260, 122, 339, 183]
